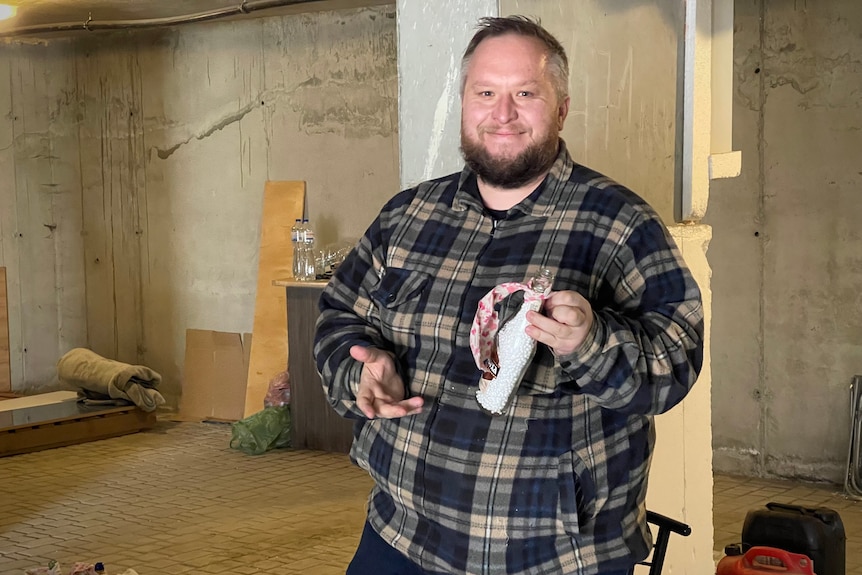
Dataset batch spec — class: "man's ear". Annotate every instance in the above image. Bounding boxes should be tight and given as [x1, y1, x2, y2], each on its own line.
[557, 96, 570, 130]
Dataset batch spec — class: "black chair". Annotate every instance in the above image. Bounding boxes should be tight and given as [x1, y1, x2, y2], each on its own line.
[638, 510, 692, 575]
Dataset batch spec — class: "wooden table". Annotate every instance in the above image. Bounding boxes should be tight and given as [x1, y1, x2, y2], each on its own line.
[274, 279, 354, 453]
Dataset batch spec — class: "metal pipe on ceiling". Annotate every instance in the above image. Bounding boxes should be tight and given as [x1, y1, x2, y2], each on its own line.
[0, 0, 326, 38]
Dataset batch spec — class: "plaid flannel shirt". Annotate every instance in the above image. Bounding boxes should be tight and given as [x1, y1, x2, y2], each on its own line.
[314, 143, 704, 575]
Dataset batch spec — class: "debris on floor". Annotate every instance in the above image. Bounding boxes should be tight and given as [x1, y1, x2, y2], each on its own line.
[23, 561, 139, 575]
[229, 404, 291, 455]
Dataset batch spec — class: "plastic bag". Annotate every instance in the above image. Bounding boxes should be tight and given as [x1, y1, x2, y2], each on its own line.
[229, 406, 292, 455]
[263, 370, 291, 407]
[25, 560, 61, 575]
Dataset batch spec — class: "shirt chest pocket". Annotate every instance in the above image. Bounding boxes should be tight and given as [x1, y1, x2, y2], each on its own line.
[371, 267, 432, 348]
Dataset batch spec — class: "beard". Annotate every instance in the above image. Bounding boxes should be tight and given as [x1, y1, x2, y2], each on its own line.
[460, 129, 560, 189]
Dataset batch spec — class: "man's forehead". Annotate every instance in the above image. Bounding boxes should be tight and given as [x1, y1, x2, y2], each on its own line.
[472, 33, 547, 53]
[465, 47, 550, 82]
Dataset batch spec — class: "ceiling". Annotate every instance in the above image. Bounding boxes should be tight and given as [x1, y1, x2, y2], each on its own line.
[0, 0, 391, 37]
[7, 0, 244, 26]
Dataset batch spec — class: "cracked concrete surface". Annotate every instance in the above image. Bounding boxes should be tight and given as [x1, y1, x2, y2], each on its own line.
[0, 5, 400, 402]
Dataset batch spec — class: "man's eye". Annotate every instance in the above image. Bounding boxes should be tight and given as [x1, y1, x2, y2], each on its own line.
[480, 91, 493, 97]
[518, 91, 533, 97]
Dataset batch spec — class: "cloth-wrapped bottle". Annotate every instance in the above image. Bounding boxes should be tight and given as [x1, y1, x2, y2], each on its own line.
[470, 269, 554, 414]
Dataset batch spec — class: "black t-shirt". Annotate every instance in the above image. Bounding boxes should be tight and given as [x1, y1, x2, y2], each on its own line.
[464, 173, 508, 222]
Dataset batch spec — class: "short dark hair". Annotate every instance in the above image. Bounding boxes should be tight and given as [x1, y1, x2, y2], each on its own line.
[459, 15, 570, 102]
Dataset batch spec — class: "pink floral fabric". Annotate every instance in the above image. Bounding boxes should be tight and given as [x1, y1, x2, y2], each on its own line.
[469, 282, 551, 378]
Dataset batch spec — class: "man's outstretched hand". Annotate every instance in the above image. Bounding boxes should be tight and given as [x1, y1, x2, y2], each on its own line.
[350, 345, 424, 419]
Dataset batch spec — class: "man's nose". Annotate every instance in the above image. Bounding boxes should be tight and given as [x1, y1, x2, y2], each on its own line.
[492, 94, 517, 123]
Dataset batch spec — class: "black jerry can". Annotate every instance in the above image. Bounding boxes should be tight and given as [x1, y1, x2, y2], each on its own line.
[742, 502, 845, 575]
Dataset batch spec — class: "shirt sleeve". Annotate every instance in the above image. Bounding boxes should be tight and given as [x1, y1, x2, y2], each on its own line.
[313, 202, 400, 419]
[554, 211, 705, 415]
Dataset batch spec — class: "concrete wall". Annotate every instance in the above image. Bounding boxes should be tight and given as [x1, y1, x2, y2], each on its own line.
[707, 0, 862, 483]
[0, 0, 722, 570]
[0, 5, 400, 405]
[505, 0, 684, 225]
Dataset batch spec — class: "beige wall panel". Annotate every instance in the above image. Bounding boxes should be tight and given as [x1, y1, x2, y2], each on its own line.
[649, 225, 714, 575]
[758, 0, 862, 480]
[504, 0, 683, 223]
[260, 10, 400, 246]
[705, 0, 765, 477]
[138, 7, 398, 405]
[136, 24, 271, 404]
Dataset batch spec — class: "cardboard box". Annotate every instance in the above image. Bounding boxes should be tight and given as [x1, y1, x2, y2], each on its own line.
[179, 329, 251, 422]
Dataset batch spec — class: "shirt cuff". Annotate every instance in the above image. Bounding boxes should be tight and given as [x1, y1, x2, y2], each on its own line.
[347, 357, 364, 400]
[556, 312, 604, 372]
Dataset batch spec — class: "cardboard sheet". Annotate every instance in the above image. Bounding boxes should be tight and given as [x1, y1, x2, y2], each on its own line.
[0, 390, 78, 413]
[179, 329, 251, 422]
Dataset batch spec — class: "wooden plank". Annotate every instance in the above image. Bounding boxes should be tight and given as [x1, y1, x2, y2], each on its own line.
[0, 268, 10, 392]
[243, 181, 305, 417]
[0, 404, 156, 458]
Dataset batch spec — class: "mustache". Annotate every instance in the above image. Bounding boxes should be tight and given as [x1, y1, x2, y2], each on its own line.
[479, 125, 527, 135]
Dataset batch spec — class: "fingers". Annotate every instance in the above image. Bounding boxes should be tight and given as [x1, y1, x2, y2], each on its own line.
[373, 396, 424, 418]
[356, 391, 424, 419]
[351, 344, 423, 419]
[350, 344, 382, 363]
[544, 290, 590, 316]
[525, 290, 593, 356]
[355, 389, 377, 419]
[525, 312, 578, 349]
[538, 305, 588, 329]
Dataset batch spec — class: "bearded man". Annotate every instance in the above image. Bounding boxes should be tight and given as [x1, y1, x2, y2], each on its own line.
[314, 15, 704, 575]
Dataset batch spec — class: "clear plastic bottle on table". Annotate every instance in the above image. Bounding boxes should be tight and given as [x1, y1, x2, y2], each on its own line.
[300, 219, 316, 281]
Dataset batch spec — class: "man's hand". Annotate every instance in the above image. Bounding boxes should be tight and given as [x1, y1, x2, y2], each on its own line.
[525, 290, 594, 356]
[350, 345, 424, 419]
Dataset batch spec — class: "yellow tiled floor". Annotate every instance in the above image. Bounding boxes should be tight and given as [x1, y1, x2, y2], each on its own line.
[0, 422, 372, 575]
[713, 472, 862, 574]
[1, 421, 860, 574]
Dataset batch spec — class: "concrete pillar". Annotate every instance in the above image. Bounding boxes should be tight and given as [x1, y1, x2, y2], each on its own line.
[395, 0, 498, 188]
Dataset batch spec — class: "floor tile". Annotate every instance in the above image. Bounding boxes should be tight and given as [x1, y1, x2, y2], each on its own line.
[1, 421, 858, 574]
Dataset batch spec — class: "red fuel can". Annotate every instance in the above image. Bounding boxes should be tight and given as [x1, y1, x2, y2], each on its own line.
[716, 546, 815, 575]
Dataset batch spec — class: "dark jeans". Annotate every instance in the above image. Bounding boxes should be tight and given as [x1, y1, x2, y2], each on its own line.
[346, 521, 634, 575]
